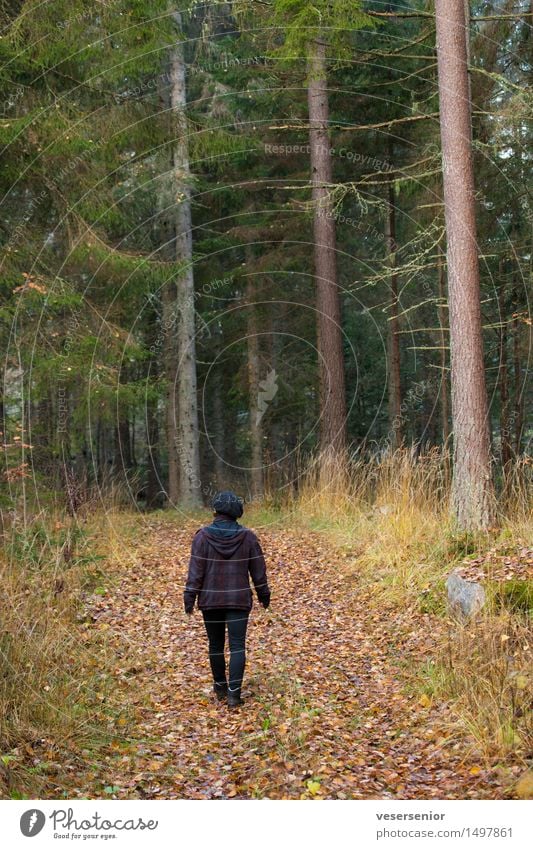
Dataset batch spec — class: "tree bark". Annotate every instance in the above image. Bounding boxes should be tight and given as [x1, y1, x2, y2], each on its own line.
[157, 60, 180, 505]
[114, 365, 133, 475]
[307, 37, 347, 464]
[463, 0, 472, 108]
[438, 245, 450, 445]
[262, 305, 284, 487]
[498, 271, 512, 467]
[245, 248, 264, 499]
[114, 416, 132, 473]
[385, 172, 402, 447]
[162, 277, 179, 504]
[512, 286, 524, 454]
[211, 368, 226, 490]
[146, 394, 161, 509]
[435, 0, 495, 529]
[169, 10, 201, 506]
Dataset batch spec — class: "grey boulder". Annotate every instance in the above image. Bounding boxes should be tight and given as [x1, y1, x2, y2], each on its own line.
[446, 571, 486, 621]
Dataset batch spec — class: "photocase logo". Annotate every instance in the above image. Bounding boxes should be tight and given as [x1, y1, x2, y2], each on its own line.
[20, 809, 46, 837]
[257, 369, 278, 424]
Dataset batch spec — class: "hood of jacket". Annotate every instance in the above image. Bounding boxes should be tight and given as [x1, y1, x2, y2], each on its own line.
[202, 516, 248, 558]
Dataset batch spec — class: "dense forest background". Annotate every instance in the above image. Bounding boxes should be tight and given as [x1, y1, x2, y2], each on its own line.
[0, 0, 530, 524]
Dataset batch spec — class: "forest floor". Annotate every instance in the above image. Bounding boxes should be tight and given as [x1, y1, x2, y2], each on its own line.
[47, 514, 524, 801]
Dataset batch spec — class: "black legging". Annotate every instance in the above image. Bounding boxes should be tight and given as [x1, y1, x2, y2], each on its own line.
[202, 609, 249, 692]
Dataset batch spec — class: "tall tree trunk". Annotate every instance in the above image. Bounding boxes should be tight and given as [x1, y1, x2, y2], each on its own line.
[438, 245, 450, 445]
[170, 10, 201, 506]
[245, 248, 264, 499]
[512, 286, 524, 454]
[463, 0, 472, 107]
[385, 171, 402, 447]
[144, 307, 162, 508]
[114, 366, 133, 475]
[307, 36, 347, 464]
[146, 395, 161, 509]
[211, 371, 226, 490]
[130, 407, 137, 468]
[435, 0, 495, 529]
[207, 321, 227, 491]
[498, 271, 512, 467]
[96, 418, 102, 484]
[157, 63, 180, 505]
[162, 278, 179, 504]
[114, 417, 132, 474]
[266, 304, 285, 481]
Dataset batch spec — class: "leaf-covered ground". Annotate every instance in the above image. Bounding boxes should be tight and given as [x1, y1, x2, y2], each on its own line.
[456, 546, 533, 583]
[65, 519, 523, 799]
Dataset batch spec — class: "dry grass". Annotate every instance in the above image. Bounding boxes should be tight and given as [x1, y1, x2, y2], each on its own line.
[438, 613, 531, 761]
[283, 447, 453, 606]
[0, 509, 139, 798]
[273, 447, 533, 765]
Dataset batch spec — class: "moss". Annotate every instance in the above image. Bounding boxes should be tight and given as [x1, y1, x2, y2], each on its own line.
[495, 580, 533, 616]
[444, 530, 487, 560]
[419, 580, 447, 616]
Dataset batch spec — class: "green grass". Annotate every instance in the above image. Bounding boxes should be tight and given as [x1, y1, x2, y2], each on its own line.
[495, 580, 533, 616]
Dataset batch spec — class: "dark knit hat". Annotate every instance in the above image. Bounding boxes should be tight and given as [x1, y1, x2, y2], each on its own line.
[211, 490, 244, 519]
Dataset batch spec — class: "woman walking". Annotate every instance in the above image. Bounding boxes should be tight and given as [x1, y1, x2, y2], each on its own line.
[184, 491, 271, 708]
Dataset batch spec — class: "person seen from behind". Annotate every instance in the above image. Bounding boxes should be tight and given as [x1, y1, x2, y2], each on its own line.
[184, 491, 271, 708]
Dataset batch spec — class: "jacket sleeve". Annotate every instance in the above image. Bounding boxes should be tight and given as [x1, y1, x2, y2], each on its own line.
[248, 534, 271, 608]
[184, 531, 206, 613]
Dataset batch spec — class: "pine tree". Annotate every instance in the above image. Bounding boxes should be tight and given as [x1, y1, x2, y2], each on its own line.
[435, 0, 496, 528]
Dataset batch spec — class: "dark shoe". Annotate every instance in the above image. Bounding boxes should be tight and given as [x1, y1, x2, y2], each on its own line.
[227, 688, 243, 708]
[213, 682, 228, 701]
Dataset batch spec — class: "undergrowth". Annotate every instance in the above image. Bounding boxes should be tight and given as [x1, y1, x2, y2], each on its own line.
[250, 448, 533, 772]
[0, 508, 142, 798]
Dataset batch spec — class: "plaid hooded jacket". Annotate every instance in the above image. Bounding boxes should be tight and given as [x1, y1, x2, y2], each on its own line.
[183, 523, 271, 613]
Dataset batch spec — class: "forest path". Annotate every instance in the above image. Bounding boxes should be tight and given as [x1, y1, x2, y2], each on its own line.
[82, 518, 505, 799]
